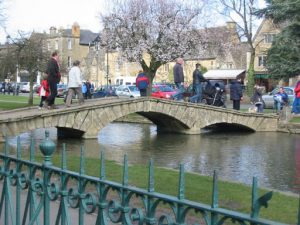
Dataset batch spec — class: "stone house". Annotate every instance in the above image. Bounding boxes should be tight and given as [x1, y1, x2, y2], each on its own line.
[252, 18, 282, 91]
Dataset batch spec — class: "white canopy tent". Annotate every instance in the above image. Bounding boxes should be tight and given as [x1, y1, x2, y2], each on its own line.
[203, 69, 245, 80]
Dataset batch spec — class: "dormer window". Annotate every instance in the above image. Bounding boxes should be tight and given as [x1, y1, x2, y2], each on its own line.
[264, 34, 275, 43]
[68, 39, 72, 50]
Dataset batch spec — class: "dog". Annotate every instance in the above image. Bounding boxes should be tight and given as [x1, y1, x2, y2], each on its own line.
[248, 106, 257, 113]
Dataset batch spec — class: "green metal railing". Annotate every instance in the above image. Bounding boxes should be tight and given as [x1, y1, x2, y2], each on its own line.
[0, 131, 299, 225]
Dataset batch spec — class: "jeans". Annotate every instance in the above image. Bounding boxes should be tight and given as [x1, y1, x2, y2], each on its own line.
[232, 100, 240, 110]
[189, 83, 202, 103]
[255, 103, 264, 113]
[274, 100, 284, 112]
[172, 82, 185, 101]
[292, 97, 300, 114]
[139, 89, 147, 97]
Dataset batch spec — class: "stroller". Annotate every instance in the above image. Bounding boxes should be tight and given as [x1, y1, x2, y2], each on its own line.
[201, 81, 226, 107]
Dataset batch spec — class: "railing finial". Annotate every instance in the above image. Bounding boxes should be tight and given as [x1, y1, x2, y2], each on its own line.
[39, 130, 56, 166]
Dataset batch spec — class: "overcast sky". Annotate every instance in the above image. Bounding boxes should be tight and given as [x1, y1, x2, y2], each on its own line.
[0, 0, 266, 44]
[0, 0, 106, 43]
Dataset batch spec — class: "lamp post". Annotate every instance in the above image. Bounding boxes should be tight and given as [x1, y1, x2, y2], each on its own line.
[106, 48, 109, 89]
[15, 64, 19, 95]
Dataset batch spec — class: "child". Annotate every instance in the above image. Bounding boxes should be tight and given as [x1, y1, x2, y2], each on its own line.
[250, 85, 264, 113]
[38, 79, 50, 109]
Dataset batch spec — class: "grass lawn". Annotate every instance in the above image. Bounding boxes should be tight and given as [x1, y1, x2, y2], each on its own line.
[0, 94, 64, 110]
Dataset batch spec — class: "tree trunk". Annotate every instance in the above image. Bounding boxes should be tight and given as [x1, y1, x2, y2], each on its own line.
[246, 48, 255, 97]
[28, 71, 35, 106]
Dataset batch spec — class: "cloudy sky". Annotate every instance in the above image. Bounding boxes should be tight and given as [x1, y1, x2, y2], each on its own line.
[0, 0, 266, 44]
[0, 0, 106, 43]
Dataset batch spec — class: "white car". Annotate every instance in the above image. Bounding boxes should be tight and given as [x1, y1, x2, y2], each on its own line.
[115, 85, 140, 98]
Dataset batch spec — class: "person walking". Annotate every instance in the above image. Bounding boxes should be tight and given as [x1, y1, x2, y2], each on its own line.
[230, 79, 243, 110]
[189, 63, 207, 103]
[46, 51, 61, 109]
[250, 85, 264, 113]
[292, 75, 300, 114]
[82, 81, 88, 99]
[136, 70, 150, 96]
[38, 78, 50, 110]
[172, 58, 185, 101]
[65, 60, 84, 107]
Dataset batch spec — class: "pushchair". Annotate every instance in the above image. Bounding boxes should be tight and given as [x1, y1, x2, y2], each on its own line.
[201, 81, 226, 107]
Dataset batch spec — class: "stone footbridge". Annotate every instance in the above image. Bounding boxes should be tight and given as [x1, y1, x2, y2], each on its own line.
[0, 97, 279, 142]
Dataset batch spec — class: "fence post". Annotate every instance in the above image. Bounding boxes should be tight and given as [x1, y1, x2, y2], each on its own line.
[39, 130, 56, 225]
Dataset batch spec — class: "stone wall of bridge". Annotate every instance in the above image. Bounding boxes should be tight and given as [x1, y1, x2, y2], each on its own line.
[0, 98, 279, 142]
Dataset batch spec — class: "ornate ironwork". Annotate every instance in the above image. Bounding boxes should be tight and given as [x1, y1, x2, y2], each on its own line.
[0, 131, 299, 225]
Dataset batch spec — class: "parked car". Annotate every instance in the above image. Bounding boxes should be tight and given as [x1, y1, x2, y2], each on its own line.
[115, 85, 140, 98]
[93, 86, 118, 98]
[262, 86, 294, 109]
[19, 82, 30, 93]
[57, 84, 68, 97]
[151, 85, 176, 99]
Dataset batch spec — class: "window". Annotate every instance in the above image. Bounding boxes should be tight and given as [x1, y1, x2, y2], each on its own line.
[68, 39, 72, 50]
[258, 56, 267, 67]
[55, 40, 59, 50]
[264, 34, 275, 43]
[68, 56, 72, 68]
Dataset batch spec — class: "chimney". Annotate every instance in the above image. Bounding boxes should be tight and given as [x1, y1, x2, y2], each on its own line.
[72, 22, 80, 38]
[226, 21, 237, 30]
[49, 27, 57, 36]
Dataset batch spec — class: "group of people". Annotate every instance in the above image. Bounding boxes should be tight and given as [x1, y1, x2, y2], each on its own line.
[40, 53, 300, 115]
[38, 51, 61, 110]
[38, 51, 85, 109]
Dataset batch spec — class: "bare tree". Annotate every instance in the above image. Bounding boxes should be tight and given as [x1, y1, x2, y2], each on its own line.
[218, 0, 260, 96]
[7, 32, 50, 105]
[101, 0, 207, 88]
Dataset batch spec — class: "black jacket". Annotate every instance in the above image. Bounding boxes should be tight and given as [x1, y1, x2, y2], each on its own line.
[192, 69, 206, 84]
[46, 58, 61, 83]
[230, 80, 243, 100]
[173, 63, 184, 83]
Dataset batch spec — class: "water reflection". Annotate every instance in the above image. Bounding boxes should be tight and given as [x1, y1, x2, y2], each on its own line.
[2, 123, 299, 194]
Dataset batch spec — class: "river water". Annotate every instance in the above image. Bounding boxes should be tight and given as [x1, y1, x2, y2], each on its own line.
[2, 122, 300, 194]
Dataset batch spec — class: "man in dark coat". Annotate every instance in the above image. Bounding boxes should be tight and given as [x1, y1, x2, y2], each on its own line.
[46, 51, 61, 109]
[190, 63, 207, 103]
[172, 58, 185, 101]
[230, 79, 243, 110]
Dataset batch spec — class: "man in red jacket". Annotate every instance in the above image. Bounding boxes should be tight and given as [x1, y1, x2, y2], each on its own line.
[292, 75, 300, 114]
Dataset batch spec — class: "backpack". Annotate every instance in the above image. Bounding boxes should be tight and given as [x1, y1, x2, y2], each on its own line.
[136, 74, 149, 89]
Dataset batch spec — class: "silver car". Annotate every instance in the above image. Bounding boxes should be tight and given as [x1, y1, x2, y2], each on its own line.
[262, 86, 294, 108]
[115, 85, 140, 98]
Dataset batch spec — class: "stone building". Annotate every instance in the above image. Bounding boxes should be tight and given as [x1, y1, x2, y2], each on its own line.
[252, 18, 282, 91]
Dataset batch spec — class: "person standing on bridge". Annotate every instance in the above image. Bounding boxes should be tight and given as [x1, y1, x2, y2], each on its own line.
[45, 51, 61, 110]
[190, 63, 207, 103]
[136, 70, 150, 97]
[230, 78, 243, 110]
[65, 60, 84, 107]
[172, 58, 185, 101]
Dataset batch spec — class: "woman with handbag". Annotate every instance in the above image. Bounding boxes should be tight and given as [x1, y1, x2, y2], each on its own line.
[38, 78, 50, 109]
